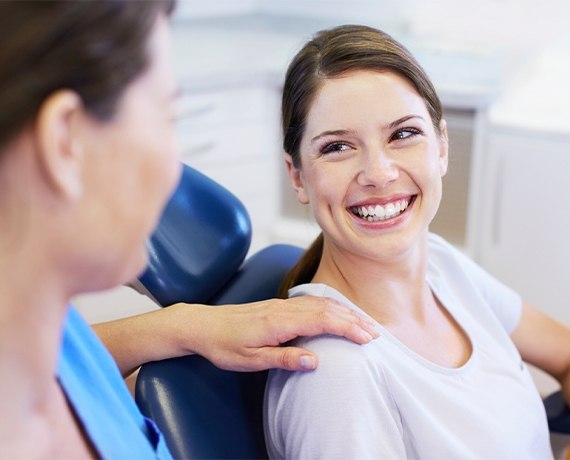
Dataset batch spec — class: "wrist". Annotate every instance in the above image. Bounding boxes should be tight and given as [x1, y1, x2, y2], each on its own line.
[166, 302, 211, 358]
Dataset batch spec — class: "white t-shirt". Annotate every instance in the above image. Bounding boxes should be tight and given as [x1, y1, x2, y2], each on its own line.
[264, 233, 552, 460]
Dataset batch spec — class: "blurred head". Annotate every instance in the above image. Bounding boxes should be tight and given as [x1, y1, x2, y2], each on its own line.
[0, 0, 175, 150]
[0, 0, 181, 294]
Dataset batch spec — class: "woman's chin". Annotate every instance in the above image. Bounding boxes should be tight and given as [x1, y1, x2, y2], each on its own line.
[107, 246, 150, 290]
[131, 246, 150, 279]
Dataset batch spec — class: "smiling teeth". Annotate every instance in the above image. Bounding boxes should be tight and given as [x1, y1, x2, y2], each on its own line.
[351, 199, 409, 222]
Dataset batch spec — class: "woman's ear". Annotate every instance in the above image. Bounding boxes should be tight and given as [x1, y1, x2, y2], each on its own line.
[284, 153, 309, 204]
[438, 119, 449, 177]
[35, 89, 85, 201]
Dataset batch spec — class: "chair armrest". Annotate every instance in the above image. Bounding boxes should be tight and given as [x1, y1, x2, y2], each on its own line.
[135, 355, 268, 459]
[544, 390, 570, 434]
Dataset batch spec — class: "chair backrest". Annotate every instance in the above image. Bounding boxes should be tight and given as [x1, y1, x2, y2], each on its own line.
[134, 163, 303, 459]
[138, 164, 252, 307]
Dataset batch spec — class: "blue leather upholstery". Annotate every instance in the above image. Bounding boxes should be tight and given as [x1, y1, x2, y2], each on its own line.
[135, 163, 303, 459]
[139, 164, 252, 307]
[137, 355, 269, 459]
[136, 244, 303, 459]
[544, 391, 570, 434]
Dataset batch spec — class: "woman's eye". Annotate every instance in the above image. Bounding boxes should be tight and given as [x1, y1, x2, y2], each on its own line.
[321, 142, 351, 155]
[391, 127, 422, 142]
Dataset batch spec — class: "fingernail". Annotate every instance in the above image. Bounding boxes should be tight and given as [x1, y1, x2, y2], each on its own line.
[300, 355, 316, 370]
[368, 326, 380, 338]
[362, 319, 380, 338]
[361, 331, 374, 342]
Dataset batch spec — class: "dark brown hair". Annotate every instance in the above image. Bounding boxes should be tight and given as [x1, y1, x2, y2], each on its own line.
[0, 0, 175, 150]
[279, 24, 443, 297]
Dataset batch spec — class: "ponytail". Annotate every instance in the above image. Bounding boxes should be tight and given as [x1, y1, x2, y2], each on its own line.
[278, 233, 324, 298]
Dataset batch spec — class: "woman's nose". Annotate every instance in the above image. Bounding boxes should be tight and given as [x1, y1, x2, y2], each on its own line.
[356, 149, 399, 187]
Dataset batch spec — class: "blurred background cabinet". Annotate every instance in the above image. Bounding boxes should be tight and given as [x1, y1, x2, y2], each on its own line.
[468, 50, 570, 326]
[466, 51, 570, 399]
[175, 83, 281, 254]
[472, 131, 570, 325]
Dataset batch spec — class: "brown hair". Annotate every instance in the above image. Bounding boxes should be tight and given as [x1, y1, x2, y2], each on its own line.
[279, 24, 443, 297]
[0, 0, 175, 150]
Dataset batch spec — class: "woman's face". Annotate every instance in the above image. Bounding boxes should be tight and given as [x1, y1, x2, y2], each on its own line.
[287, 70, 448, 262]
[78, 15, 181, 288]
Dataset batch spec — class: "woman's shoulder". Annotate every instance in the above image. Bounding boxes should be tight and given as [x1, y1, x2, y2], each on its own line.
[267, 334, 386, 403]
[299, 333, 377, 365]
[287, 283, 384, 365]
[427, 232, 477, 277]
[266, 338, 386, 421]
[427, 232, 461, 257]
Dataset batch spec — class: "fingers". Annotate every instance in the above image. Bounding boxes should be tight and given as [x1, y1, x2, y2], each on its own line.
[211, 347, 319, 373]
[341, 309, 380, 344]
[185, 296, 380, 373]
[280, 296, 380, 345]
[259, 347, 319, 372]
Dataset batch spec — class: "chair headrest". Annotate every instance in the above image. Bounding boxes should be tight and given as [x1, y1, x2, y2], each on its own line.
[138, 164, 252, 306]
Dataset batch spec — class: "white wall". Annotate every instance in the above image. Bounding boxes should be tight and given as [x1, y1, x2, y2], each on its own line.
[257, 0, 413, 34]
[174, 0, 570, 59]
[173, 0, 257, 19]
[407, 0, 570, 57]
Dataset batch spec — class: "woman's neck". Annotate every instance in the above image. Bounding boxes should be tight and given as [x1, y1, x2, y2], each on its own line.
[312, 236, 431, 325]
[0, 248, 72, 452]
[313, 235, 473, 369]
[0, 132, 98, 455]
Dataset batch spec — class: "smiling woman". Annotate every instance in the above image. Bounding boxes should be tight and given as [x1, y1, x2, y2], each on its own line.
[278, 25, 447, 297]
[264, 24, 570, 459]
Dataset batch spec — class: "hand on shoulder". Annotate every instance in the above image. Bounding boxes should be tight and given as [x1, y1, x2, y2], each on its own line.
[170, 296, 379, 372]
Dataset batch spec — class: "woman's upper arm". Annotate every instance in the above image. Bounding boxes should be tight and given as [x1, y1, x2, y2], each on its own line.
[264, 336, 405, 459]
[511, 301, 570, 381]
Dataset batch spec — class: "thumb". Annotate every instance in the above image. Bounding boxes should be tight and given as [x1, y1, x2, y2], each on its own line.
[265, 346, 319, 371]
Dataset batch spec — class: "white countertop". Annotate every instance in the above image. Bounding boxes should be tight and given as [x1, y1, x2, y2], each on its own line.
[171, 14, 505, 110]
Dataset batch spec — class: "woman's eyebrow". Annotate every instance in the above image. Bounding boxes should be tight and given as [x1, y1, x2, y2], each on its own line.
[310, 116, 426, 144]
[310, 129, 356, 145]
[386, 115, 425, 129]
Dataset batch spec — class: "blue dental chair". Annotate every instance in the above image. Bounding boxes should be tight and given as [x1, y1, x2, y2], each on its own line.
[134, 163, 570, 459]
[134, 163, 302, 459]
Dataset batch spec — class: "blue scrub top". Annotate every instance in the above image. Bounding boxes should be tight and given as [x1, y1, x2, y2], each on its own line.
[57, 307, 173, 459]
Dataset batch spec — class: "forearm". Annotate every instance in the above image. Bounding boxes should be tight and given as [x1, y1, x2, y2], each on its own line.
[558, 371, 570, 406]
[512, 302, 570, 404]
[92, 303, 204, 377]
[92, 296, 379, 376]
